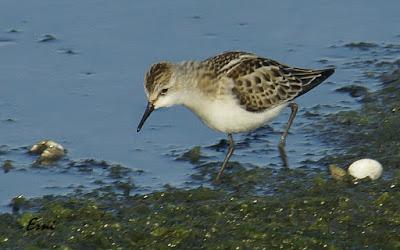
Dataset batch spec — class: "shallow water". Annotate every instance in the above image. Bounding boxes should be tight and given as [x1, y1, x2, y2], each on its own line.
[1, 0, 400, 209]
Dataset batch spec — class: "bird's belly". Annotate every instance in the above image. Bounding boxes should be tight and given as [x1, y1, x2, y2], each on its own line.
[191, 99, 288, 133]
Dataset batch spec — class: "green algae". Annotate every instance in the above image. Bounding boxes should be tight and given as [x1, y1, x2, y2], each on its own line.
[335, 85, 369, 98]
[38, 34, 57, 43]
[108, 164, 132, 179]
[177, 146, 203, 164]
[10, 195, 28, 213]
[2, 160, 14, 173]
[68, 158, 134, 181]
[0, 169, 399, 249]
[344, 41, 379, 50]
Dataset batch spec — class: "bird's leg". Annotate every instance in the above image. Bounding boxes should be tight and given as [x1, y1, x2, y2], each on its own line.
[215, 133, 235, 182]
[278, 102, 298, 168]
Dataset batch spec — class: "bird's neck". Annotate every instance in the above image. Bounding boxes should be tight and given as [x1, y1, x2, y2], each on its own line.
[172, 61, 202, 84]
[170, 61, 213, 111]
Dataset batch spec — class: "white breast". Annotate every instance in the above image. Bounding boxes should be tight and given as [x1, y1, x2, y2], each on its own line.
[184, 94, 288, 133]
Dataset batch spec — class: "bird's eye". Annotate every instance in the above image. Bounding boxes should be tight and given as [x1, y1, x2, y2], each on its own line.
[160, 88, 168, 95]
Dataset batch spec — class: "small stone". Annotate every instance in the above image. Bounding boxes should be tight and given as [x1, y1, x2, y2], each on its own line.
[329, 164, 347, 181]
[30, 140, 66, 165]
[29, 140, 48, 154]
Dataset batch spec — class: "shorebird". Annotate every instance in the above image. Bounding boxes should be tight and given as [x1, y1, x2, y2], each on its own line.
[137, 51, 334, 182]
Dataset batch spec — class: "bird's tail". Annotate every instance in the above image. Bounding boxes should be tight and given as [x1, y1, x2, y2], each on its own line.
[293, 67, 335, 97]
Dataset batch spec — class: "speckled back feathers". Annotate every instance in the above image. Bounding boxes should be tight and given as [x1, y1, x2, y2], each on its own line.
[201, 52, 334, 112]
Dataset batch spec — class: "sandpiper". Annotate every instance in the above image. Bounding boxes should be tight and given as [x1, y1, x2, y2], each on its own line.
[137, 51, 334, 181]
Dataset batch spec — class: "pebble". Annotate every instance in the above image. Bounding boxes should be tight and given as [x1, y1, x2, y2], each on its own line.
[30, 140, 65, 165]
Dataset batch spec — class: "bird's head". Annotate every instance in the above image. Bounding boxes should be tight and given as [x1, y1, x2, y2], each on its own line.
[137, 62, 181, 132]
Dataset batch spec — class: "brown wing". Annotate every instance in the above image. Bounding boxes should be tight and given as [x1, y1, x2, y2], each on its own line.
[224, 56, 334, 112]
[201, 51, 256, 74]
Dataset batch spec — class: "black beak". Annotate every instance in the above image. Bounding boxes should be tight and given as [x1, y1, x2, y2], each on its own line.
[137, 102, 154, 132]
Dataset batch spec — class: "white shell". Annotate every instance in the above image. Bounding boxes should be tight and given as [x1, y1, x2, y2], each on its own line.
[348, 159, 383, 180]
